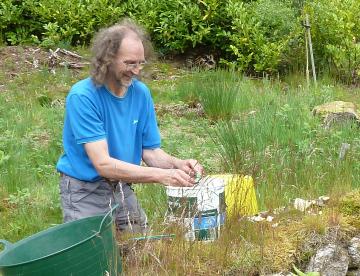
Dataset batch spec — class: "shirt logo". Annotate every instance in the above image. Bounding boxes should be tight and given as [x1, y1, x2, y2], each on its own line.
[133, 119, 138, 125]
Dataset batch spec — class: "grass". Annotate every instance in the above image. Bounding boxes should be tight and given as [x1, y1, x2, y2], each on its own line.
[0, 68, 78, 242]
[168, 70, 360, 210]
[0, 46, 359, 274]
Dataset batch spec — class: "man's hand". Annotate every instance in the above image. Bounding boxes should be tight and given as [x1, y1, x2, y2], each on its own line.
[176, 159, 204, 178]
[142, 149, 205, 187]
[161, 169, 196, 187]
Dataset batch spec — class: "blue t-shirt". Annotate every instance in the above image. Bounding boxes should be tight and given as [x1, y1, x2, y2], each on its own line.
[56, 77, 161, 182]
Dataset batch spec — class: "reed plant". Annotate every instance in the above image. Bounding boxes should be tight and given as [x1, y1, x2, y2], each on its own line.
[207, 75, 360, 209]
[176, 70, 241, 121]
[129, 71, 359, 274]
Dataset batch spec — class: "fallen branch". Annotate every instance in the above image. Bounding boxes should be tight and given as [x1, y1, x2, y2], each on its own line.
[58, 48, 83, 59]
[59, 61, 90, 69]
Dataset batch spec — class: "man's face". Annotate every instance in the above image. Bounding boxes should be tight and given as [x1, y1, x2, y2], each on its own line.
[110, 35, 145, 88]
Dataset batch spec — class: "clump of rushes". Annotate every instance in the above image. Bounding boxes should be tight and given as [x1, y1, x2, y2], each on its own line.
[176, 70, 241, 121]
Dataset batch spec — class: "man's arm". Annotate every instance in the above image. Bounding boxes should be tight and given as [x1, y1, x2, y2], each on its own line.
[84, 140, 196, 187]
[142, 148, 204, 177]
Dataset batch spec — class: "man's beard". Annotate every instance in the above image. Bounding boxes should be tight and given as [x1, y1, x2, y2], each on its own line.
[114, 70, 132, 89]
[115, 78, 131, 88]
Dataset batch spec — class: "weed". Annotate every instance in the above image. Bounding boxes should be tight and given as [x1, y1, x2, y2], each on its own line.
[292, 265, 320, 276]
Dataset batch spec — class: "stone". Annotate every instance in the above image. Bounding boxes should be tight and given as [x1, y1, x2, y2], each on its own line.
[312, 101, 359, 118]
[347, 269, 360, 276]
[339, 143, 351, 160]
[306, 243, 349, 276]
[348, 236, 360, 268]
[294, 198, 313, 212]
[312, 101, 360, 129]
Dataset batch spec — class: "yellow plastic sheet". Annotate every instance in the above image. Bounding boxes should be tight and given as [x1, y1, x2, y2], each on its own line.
[212, 174, 258, 217]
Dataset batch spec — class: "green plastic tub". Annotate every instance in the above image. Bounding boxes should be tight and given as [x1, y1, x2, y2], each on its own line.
[0, 206, 121, 276]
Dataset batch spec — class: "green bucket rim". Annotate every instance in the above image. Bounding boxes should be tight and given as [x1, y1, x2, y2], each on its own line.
[0, 205, 117, 268]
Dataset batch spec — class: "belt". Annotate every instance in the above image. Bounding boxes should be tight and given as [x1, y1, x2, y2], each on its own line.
[59, 173, 131, 189]
[104, 178, 118, 190]
[104, 178, 132, 191]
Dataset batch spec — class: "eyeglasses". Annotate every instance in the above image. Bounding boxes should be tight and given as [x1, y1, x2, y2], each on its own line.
[119, 60, 147, 70]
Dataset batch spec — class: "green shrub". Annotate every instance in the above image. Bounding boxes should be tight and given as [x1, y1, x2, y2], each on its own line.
[305, 0, 360, 83]
[124, 0, 227, 54]
[0, 0, 41, 45]
[32, 0, 125, 47]
[0, 0, 359, 80]
[221, 0, 301, 74]
[0, 0, 125, 47]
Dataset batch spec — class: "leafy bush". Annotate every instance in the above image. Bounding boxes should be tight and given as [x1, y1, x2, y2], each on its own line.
[221, 0, 301, 74]
[0, 0, 40, 45]
[305, 0, 360, 83]
[0, 0, 125, 47]
[124, 0, 228, 54]
[0, 0, 359, 79]
[33, 0, 125, 47]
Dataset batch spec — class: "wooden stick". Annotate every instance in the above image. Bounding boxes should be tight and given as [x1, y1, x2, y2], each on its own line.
[59, 61, 90, 69]
[59, 48, 83, 59]
[305, 21, 310, 88]
[305, 14, 317, 86]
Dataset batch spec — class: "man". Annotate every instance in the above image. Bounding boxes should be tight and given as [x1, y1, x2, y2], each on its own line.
[56, 19, 204, 233]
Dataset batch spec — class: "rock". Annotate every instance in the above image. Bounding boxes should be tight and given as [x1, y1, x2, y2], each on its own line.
[312, 101, 360, 129]
[315, 195, 330, 207]
[323, 112, 360, 129]
[347, 269, 360, 276]
[294, 198, 313, 212]
[348, 236, 360, 268]
[249, 215, 265, 222]
[306, 243, 349, 276]
[313, 101, 359, 118]
[293, 196, 330, 213]
[318, 195, 330, 203]
[339, 143, 351, 160]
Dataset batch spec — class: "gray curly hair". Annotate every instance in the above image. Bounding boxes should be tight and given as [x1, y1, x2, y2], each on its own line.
[90, 18, 153, 86]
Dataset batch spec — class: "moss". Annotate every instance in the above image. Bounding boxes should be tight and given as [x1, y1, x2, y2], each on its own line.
[339, 189, 360, 216]
[341, 215, 360, 231]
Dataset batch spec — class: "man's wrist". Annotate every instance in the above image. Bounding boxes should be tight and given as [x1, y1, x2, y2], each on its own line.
[171, 157, 182, 169]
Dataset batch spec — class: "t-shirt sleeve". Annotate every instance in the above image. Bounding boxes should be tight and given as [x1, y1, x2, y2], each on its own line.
[66, 93, 106, 144]
[142, 94, 161, 149]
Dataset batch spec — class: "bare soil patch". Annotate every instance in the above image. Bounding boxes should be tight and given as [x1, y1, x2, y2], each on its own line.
[0, 46, 49, 80]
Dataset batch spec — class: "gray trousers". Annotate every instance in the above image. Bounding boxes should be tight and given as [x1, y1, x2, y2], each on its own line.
[59, 174, 148, 233]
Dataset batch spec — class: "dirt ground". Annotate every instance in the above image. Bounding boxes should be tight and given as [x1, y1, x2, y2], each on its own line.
[0, 46, 51, 80]
[0, 46, 188, 84]
[0, 46, 91, 85]
[0, 45, 200, 116]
